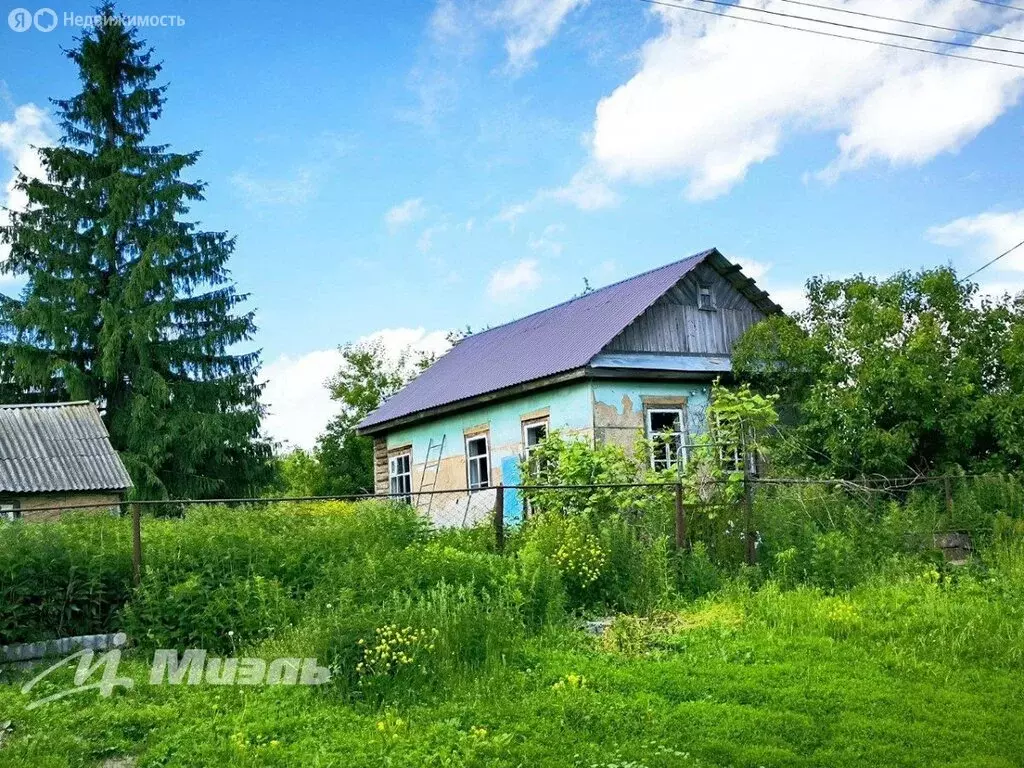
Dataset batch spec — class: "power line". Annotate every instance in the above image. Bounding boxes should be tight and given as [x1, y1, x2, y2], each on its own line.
[779, 0, 1024, 45]
[680, 0, 1024, 56]
[636, 0, 1024, 71]
[961, 239, 1024, 281]
[968, 0, 1024, 11]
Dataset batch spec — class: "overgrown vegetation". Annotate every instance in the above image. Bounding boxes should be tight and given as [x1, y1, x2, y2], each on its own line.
[733, 267, 1024, 477]
[0, 498, 1022, 766]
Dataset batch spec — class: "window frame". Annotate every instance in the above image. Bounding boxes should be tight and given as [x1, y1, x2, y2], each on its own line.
[522, 419, 549, 456]
[388, 451, 412, 503]
[697, 284, 716, 311]
[646, 407, 688, 471]
[522, 418, 549, 478]
[465, 434, 491, 490]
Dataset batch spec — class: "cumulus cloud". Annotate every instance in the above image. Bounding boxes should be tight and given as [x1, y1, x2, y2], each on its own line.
[0, 103, 56, 268]
[385, 197, 427, 230]
[261, 328, 451, 451]
[586, 0, 1024, 200]
[927, 208, 1024, 272]
[488, 258, 542, 299]
[494, 0, 590, 72]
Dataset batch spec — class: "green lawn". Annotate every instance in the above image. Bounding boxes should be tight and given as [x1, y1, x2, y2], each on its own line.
[2, 575, 1021, 768]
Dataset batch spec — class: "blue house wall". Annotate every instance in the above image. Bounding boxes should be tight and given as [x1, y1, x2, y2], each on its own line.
[384, 377, 713, 524]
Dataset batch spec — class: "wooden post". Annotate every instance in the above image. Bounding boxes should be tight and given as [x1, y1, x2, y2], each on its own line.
[674, 482, 689, 552]
[131, 503, 143, 587]
[742, 432, 756, 566]
[944, 475, 953, 524]
[494, 483, 505, 553]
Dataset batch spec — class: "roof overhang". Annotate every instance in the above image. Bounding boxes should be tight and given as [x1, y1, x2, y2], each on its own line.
[356, 368, 590, 436]
[703, 249, 784, 315]
[356, 359, 731, 436]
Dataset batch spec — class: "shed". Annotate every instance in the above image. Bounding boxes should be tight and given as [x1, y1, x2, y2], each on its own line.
[0, 401, 133, 521]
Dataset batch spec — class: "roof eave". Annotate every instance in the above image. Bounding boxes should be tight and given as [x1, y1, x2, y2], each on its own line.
[356, 367, 591, 436]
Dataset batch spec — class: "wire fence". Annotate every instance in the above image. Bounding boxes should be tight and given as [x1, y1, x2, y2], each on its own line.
[16, 470, 1024, 585]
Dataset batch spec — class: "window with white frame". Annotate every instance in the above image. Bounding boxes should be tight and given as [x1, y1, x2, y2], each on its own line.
[716, 417, 755, 474]
[522, 419, 549, 476]
[389, 452, 412, 503]
[646, 409, 686, 471]
[698, 284, 715, 311]
[0, 501, 20, 522]
[466, 434, 490, 490]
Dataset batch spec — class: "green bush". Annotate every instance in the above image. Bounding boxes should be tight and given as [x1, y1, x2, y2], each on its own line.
[0, 514, 133, 643]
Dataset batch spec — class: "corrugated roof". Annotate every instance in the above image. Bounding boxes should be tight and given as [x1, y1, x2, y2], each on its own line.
[0, 402, 133, 493]
[358, 249, 727, 432]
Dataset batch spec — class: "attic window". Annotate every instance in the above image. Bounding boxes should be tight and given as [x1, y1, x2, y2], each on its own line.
[698, 285, 715, 311]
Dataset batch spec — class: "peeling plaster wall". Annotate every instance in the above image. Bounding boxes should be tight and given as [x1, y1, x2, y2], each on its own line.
[384, 381, 594, 522]
[592, 380, 712, 452]
[380, 378, 713, 522]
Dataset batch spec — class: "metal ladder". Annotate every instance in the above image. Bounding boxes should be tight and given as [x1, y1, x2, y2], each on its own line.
[416, 434, 445, 516]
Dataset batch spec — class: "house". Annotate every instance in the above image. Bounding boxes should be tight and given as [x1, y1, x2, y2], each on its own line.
[0, 401, 133, 521]
[356, 248, 780, 524]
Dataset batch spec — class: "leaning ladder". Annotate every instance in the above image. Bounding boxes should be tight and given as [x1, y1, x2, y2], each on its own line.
[417, 435, 445, 516]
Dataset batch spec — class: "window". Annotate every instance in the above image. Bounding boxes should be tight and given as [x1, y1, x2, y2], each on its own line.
[646, 409, 686, 471]
[523, 420, 548, 456]
[698, 285, 715, 311]
[0, 501, 20, 522]
[522, 419, 549, 477]
[389, 452, 412, 503]
[466, 434, 490, 490]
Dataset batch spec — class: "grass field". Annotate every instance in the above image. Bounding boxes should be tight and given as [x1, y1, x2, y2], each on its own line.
[2, 552, 1022, 768]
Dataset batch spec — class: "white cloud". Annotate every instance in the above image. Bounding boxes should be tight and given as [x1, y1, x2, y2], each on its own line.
[497, 165, 619, 221]
[927, 209, 1024, 272]
[528, 223, 565, 255]
[733, 257, 771, 281]
[488, 258, 542, 299]
[494, 0, 590, 72]
[261, 328, 451, 450]
[261, 348, 344, 452]
[587, 0, 1024, 200]
[495, 201, 529, 229]
[230, 168, 316, 206]
[767, 286, 808, 314]
[543, 166, 618, 210]
[417, 223, 448, 252]
[0, 103, 56, 270]
[385, 197, 427, 230]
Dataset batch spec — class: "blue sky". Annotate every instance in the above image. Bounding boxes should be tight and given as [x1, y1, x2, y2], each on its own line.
[1, 0, 1023, 448]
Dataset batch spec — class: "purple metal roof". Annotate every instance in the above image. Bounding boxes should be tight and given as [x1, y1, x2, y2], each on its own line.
[357, 249, 715, 432]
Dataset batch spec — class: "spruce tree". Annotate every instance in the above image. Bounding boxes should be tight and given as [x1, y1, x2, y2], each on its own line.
[0, 6, 271, 498]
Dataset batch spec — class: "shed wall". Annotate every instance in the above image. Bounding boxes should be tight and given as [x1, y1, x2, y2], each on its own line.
[8, 492, 123, 522]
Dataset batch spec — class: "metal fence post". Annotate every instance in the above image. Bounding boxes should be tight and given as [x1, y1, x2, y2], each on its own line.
[131, 502, 143, 587]
[494, 483, 505, 553]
